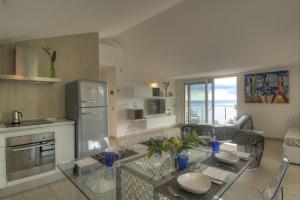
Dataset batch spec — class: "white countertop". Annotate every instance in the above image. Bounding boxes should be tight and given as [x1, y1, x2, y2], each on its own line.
[0, 118, 75, 133]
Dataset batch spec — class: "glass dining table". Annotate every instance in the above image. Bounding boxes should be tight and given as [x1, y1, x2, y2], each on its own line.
[57, 145, 252, 200]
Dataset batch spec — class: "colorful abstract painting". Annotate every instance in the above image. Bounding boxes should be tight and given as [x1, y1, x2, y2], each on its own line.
[244, 70, 289, 103]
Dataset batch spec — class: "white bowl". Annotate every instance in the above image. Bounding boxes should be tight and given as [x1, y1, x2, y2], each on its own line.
[214, 151, 239, 164]
[177, 173, 211, 194]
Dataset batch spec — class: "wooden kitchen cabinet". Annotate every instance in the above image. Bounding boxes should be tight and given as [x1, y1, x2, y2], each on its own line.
[55, 124, 75, 164]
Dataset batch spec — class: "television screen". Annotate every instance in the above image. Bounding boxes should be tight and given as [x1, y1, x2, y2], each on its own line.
[147, 99, 165, 115]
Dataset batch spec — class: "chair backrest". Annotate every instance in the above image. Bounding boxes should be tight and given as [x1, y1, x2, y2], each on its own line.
[180, 124, 214, 139]
[236, 114, 254, 130]
[262, 156, 289, 200]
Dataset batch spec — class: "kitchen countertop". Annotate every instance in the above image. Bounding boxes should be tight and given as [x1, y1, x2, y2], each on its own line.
[0, 118, 75, 132]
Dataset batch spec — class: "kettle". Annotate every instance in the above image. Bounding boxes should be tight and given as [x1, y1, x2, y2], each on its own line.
[12, 111, 23, 124]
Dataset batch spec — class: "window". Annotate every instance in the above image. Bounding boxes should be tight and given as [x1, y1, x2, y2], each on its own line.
[184, 76, 237, 125]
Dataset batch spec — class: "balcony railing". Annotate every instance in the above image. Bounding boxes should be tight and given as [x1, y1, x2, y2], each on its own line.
[185, 105, 237, 125]
[214, 105, 237, 125]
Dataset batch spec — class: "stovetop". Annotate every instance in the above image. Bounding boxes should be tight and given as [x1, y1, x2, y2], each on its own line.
[4, 120, 54, 128]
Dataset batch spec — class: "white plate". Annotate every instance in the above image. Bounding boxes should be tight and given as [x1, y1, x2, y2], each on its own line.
[215, 151, 239, 164]
[177, 173, 211, 194]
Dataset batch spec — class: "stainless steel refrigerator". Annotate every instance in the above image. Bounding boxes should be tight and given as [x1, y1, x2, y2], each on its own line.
[66, 80, 109, 158]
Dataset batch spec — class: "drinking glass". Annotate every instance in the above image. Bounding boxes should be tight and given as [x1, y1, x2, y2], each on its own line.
[177, 155, 188, 171]
[211, 140, 221, 153]
[104, 152, 115, 167]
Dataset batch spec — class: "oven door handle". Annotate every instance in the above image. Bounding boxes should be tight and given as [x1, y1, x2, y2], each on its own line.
[81, 100, 97, 103]
[12, 142, 54, 152]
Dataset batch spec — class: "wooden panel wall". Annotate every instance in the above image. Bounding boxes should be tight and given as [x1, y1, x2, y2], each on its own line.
[0, 33, 99, 122]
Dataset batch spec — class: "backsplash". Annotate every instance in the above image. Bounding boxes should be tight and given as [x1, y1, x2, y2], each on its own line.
[0, 33, 99, 122]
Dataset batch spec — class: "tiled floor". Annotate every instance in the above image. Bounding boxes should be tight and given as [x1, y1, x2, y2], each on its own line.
[0, 179, 87, 200]
[223, 138, 300, 200]
[1, 134, 299, 200]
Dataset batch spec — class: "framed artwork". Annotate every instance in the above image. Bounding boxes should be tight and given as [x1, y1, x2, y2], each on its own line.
[244, 70, 289, 103]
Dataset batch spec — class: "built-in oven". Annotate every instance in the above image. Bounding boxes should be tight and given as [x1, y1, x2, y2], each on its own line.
[6, 132, 55, 181]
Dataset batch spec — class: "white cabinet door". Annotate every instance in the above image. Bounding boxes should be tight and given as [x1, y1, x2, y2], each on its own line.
[55, 124, 75, 164]
[146, 115, 176, 129]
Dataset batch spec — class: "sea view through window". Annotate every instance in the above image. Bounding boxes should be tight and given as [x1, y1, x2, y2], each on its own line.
[185, 76, 237, 125]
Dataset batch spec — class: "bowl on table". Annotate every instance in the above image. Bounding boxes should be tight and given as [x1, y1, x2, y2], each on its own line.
[214, 151, 239, 164]
[177, 172, 211, 194]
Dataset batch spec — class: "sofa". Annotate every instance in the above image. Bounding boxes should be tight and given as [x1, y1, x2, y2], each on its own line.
[180, 124, 265, 169]
[283, 114, 300, 164]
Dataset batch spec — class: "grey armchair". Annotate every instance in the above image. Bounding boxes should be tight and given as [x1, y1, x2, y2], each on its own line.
[180, 124, 265, 169]
[234, 114, 254, 130]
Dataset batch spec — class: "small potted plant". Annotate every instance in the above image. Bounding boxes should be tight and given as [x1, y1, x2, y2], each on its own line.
[147, 132, 206, 170]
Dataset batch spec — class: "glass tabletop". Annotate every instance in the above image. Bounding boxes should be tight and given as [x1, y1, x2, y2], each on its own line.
[57, 145, 252, 200]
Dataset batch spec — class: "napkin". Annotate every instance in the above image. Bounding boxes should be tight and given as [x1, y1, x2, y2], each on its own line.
[202, 167, 231, 181]
[220, 143, 250, 160]
[75, 157, 98, 168]
[220, 143, 237, 152]
[235, 151, 251, 160]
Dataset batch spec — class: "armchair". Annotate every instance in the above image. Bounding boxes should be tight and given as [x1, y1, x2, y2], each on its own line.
[180, 124, 265, 169]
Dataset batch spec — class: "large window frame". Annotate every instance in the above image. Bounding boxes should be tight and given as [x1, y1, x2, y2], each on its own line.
[183, 75, 237, 125]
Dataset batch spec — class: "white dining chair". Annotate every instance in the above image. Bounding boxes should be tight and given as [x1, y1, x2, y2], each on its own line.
[221, 156, 289, 200]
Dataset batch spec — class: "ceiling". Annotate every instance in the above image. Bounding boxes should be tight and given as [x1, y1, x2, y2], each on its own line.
[118, 0, 299, 82]
[0, 0, 182, 43]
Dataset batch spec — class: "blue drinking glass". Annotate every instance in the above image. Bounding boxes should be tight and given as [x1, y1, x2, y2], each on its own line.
[177, 155, 188, 171]
[104, 151, 115, 167]
[211, 140, 221, 153]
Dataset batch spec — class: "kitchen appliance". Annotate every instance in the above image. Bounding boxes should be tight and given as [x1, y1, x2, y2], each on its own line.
[66, 80, 109, 158]
[147, 99, 166, 115]
[12, 111, 23, 124]
[5, 119, 53, 128]
[15, 46, 39, 77]
[6, 132, 55, 181]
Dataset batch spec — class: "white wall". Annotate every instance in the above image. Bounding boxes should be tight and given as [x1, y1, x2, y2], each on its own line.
[237, 65, 300, 139]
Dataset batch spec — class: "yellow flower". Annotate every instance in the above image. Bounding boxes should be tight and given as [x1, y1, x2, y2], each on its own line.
[169, 137, 182, 148]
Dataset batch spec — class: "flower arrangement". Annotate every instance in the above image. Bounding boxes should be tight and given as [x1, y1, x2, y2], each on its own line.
[42, 46, 57, 78]
[162, 81, 170, 97]
[147, 132, 206, 158]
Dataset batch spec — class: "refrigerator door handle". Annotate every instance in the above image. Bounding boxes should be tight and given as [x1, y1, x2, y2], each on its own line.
[82, 111, 97, 115]
[81, 100, 97, 103]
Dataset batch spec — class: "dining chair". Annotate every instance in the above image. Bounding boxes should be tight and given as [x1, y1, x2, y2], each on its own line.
[221, 156, 289, 200]
[261, 156, 289, 200]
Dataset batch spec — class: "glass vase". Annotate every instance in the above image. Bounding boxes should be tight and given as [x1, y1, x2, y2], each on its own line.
[49, 63, 56, 78]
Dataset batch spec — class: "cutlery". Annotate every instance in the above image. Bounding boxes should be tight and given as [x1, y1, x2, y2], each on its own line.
[168, 186, 189, 200]
[215, 162, 236, 171]
[208, 177, 224, 185]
